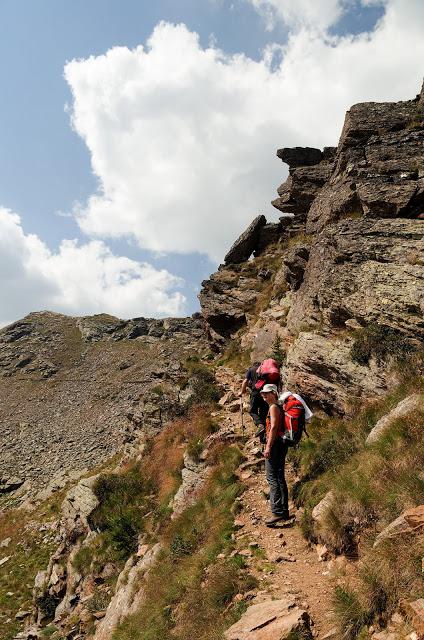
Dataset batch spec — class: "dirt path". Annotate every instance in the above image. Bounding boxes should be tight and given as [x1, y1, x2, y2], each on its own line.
[215, 367, 338, 639]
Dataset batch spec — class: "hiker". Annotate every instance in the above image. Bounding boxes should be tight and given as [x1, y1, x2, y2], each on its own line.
[260, 383, 290, 526]
[239, 362, 268, 439]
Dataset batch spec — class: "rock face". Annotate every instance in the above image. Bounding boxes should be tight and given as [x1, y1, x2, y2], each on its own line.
[373, 504, 424, 547]
[366, 394, 423, 444]
[0, 311, 210, 500]
[199, 83, 424, 415]
[93, 544, 161, 640]
[306, 90, 424, 233]
[272, 147, 336, 223]
[224, 599, 311, 640]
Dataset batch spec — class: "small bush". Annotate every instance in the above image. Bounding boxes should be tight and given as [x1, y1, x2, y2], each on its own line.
[36, 593, 60, 621]
[40, 626, 58, 638]
[350, 324, 413, 366]
[89, 467, 154, 560]
[170, 532, 197, 557]
[270, 334, 286, 366]
[297, 418, 360, 480]
[184, 363, 220, 408]
[186, 437, 204, 462]
[72, 544, 94, 576]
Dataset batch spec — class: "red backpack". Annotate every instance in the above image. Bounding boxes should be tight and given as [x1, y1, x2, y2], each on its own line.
[281, 395, 306, 446]
[254, 358, 281, 390]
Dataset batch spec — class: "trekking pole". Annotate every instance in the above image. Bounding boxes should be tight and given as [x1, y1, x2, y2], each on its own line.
[240, 397, 245, 436]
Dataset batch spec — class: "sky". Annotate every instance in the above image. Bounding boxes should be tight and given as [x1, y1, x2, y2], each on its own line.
[0, 0, 423, 325]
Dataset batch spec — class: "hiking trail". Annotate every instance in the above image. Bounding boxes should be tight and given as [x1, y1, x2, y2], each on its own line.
[215, 366, 340, 639]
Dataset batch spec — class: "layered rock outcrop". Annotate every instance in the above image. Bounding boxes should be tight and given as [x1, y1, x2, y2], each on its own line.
[199, 83, 424, 414]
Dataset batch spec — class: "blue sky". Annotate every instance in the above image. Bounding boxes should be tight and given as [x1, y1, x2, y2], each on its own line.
[0, 0, 422, 324]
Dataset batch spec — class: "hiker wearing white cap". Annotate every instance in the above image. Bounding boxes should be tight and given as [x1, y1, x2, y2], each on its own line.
[260, 383, 290, 526]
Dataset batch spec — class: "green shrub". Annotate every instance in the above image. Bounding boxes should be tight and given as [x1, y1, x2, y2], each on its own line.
[72, 544, 94, 576]
[350, 324, 413, 366]
[89, 467, 154, 560]
[35, 593, 60, 621]
[40, 626, 58, 638]
[270, 334, 286, 366]
[184, 363, 220, 408]
[297, 418, 360, 480]
[186, 437, 204, 462]
[170, 532, 197, 557]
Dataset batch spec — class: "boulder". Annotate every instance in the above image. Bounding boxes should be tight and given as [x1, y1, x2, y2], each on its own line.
[199, 266, 261, 340]
[224, 215, 266, 264]
[277, 147, 323, 167]
[0, 475, 24, 493]
[286, 332, 387, 416]
[282, 245, 310, 291]
[312, 492, 335, 528]
[254, 222, 284, 256]
[366, 394, 423, 444]
[287, 218, 424, 340]
[273, 162, 334, 222]
[374, 505, 424, 547]
[224, 598, 311, 639]
[61, 475, 100, 536]
[405, 599, 424, 638]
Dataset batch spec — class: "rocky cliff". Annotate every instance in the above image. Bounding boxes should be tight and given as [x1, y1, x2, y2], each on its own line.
[200, 82, 424, 415]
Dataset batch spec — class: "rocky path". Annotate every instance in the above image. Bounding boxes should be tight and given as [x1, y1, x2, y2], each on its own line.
[215, 367, 338, 639]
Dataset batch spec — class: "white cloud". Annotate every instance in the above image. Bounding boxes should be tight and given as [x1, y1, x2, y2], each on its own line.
[0, 207, 186, 326]
[64, 2, 424, 264]
[248, 0, 345, 31]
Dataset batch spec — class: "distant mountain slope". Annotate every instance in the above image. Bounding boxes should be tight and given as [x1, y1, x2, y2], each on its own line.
[0, 312, 210, 504]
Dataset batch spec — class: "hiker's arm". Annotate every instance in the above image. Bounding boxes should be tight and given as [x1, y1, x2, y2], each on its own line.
[264, 405, 279, 458]
[239, 378, 248, 396]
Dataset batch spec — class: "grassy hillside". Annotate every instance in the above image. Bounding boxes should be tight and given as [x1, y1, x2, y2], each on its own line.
[292, 353, 424, 638]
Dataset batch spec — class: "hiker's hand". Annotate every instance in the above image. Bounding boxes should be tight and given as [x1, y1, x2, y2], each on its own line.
[264, 447, 271, 459]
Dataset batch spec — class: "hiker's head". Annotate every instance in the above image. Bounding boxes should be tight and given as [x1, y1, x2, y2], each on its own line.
[260, 383, 278, 404]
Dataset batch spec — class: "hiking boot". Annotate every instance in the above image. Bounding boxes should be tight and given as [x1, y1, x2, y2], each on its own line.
[265, 514, 290, 527]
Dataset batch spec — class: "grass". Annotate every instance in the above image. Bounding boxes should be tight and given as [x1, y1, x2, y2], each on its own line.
[0, 497, 62, 640]
[89, 467, 155, 560]
[113, 446, 258, 640]
[183, 362, 221, 409]
[218, 337, 251, 372]
[144, 407, 218, 509]
[293, 355, 424, 635]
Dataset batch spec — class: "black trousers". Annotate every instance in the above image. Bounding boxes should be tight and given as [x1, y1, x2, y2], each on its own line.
[249, 391, 268, 427]
[265, 438, 289, 516]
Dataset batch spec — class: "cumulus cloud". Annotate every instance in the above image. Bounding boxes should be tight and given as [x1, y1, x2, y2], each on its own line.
[0, 207, 186, 326]
[64, 1, 424, 263]
[248, 0, 345, 31]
